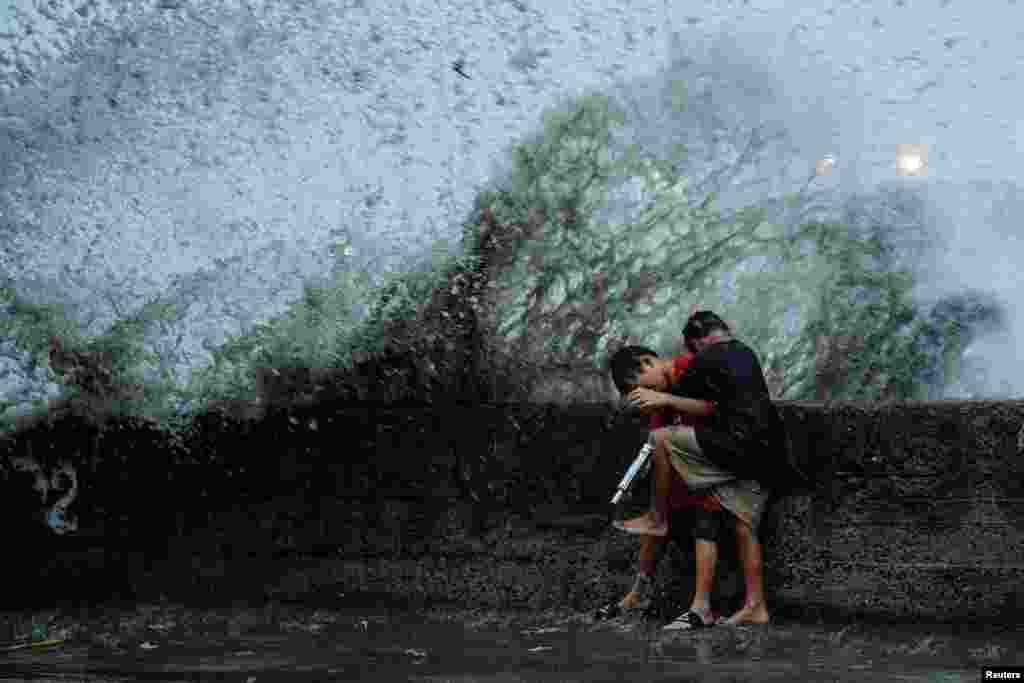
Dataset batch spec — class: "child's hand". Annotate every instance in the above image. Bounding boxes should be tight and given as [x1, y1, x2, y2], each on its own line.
[626, 388, 669, 413]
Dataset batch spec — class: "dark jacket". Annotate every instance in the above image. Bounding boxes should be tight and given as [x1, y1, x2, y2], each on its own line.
[671, 339, 793, 491]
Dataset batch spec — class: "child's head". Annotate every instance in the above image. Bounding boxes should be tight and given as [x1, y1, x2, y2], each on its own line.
[609, 345, 665, 396]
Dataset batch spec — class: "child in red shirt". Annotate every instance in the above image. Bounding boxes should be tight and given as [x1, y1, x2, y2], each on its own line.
[647, 353, 721, 514]
[596, 349, 721, 619]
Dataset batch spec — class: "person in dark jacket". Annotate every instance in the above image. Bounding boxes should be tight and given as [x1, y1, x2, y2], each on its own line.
[618, 311, 791, 630]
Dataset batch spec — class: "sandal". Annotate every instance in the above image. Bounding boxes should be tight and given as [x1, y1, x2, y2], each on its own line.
[594, 601, 623, 621]
[594, 600, 644, 621]
[662, 609, 717, 631]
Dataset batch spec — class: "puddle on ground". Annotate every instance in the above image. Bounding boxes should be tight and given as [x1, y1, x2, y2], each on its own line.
[0, 603, 1020, 682]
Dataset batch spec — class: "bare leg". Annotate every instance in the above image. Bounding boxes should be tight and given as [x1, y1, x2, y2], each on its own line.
[619, 535, 666, 609]
[652, 445, 673, 528]
[688, 539, 719, 624]
[638, 534, 665, 577]
[617, 437, 672, 536]
[723, 517, 770, 625]
[690, 539, 717, 613]
[663, 537, 717, 629]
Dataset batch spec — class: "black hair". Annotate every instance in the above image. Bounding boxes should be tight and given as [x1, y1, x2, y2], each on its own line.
[608, 345, 659, 396]
[682, 310, 731, 353]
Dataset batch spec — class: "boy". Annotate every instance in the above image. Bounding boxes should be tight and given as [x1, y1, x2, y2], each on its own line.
[597, 346, 725, 621]
[619, 311, 790, 629]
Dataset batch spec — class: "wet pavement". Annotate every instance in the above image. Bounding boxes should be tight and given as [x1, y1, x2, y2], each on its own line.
[0, 601, 1020, 682]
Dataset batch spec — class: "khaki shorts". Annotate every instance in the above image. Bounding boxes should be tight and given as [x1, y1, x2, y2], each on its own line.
[650, 426, 770, 532]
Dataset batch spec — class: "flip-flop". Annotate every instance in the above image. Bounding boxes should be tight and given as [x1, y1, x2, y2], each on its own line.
[593, 602, 623, 621]
[594, 601, 644, 621]
[662, 609, 716, 631]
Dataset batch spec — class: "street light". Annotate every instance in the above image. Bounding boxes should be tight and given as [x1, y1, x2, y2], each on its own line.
[815, 154, 836, 176]
[796, 154, 836, 195]
[896, 144, 928, 176]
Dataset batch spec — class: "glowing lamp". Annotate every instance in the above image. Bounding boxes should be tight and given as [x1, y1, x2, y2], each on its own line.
[896, 144, 928, 176]
[815, 155, 836, 176]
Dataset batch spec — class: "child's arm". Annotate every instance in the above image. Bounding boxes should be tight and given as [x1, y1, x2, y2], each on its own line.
[662, 395, 715, 419]
[654, 353, 715, 422]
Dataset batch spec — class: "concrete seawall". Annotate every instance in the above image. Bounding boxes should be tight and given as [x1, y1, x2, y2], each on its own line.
[264, 400, 1024, 624]
[4, 400, 1024, 623]
[765, 400, 1024, 622]
[770, 401, 1024, 626]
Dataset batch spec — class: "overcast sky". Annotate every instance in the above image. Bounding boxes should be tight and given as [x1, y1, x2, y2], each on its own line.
[746, 0, 1024, 186]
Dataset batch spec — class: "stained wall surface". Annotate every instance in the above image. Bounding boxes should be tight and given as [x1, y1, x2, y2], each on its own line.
[193, 400, 1024, 623]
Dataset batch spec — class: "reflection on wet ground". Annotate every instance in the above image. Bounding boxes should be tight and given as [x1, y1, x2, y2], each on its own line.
[0, 602, 1020, 682]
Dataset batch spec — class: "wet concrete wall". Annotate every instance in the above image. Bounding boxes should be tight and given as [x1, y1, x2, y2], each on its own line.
[767, 400, 1024, 623]
[264, 399, 1024, 624]
[3, 400, 1023, 624]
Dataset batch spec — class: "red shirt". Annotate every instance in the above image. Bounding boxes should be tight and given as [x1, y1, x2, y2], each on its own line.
[648, 354, 721, 513]
[647, 354, 699, 430]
